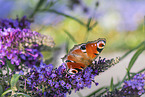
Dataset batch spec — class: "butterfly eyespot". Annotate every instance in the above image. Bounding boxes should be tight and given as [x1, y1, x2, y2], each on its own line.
[97, 41, 105, 49]
[72, 70, 77, 73]
[69, 69, 78, 74]
[80, 45, 86, 50]
[99, 43, 104, 47]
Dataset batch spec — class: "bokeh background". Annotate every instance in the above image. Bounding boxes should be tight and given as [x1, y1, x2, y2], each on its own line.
[1, 0, 145, 96]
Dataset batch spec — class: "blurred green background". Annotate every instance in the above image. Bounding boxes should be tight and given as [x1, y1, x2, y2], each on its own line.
[0, 0, 145, 64]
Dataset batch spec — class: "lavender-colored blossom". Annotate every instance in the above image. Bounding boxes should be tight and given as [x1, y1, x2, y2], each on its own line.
[19, 70, 24, 75]
[45, 64, 53, 72]
[76, 75, 83, 82]
[51, 73, 57, 78]
[0, 16, 31, 29]
[39, 74, 44, 80]
[25, 57, 118, 96]
[55, 82, 59, 88]
[27, 79, 31, 85]
[121, 72, 145, 96]
[104, 72, 145, 97]
[0, 27, 54, 68]
[48, 80, 52, 85]
[65, 83, 71, 89]
[77, 81, 84, 88]
[60, 80, 66, 87]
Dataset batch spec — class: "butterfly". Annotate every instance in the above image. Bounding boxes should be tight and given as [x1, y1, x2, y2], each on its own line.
[62, 38, 106, 74]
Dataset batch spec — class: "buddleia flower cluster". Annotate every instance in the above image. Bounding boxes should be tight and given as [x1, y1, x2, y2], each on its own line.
[104, 72, 145, 97]
[0, 16, 31, 29]
[0, 16, 55, 69]
[121, 72, 145, 96]
[25, 57, 119, 96]
[0, 28, 54, 69]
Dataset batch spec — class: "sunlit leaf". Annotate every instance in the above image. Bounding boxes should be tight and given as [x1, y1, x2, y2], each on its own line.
[14, 93, 31, 97]
[10, 74, 21, 91]
[128, 46, 145, 71]
[1, 88, 12, 97]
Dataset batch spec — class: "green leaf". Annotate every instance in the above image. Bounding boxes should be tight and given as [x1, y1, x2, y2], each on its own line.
[109, 77, 114, 92]
[39, 9, 85, 26]
[87, 18, 92, 29]
[14, 93, 31, 97]
[10, 74, 21, 91]
[6, 59, 14, 72]
[128, 46, 145, 71]
[0, 69, 2, 75]
[30, 0, 46, 18]
[42, 86, 45, 93]
[126, 68, 131, 80]
[64, 30, 77, 44]
[1, 88, 12, 97]
[120, 41, 144, 61]
[86, 87, 106, 97]
[0, 85, 3, 96]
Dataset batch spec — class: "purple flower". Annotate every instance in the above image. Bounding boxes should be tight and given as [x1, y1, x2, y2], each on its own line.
[39, 74, 44, 80]
[20, 54, 26, 60]
[77, 81, 84, 88]
[65, 83, 71, 89]
[19, 70, 24, 75]
[11, 54, 19, 65]
[25, 57, 116, 96]
[0, 59, 5, 65]
[104, 72, 145, 97]
[0, 16, 31, 29]
[45, 64, 53, 72]
[27, 79, 31, 85]
[54, 82, 59, 88]
[76, 75, 83, 82]
[121, 72, 145, 96]
[7, 52, 13, 60]
[48, 80, 52, 85]
[51, 73, 57, 78]
[60, 80, 66, 87]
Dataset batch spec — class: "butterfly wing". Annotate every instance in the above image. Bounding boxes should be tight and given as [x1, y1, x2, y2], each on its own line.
[63, 38, 106, 74]
[86, 38, 106, 59]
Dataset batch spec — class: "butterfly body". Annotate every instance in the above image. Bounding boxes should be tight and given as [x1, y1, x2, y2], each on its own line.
[63, 38, 106, 74]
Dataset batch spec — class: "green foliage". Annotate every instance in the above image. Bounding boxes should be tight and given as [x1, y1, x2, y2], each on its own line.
[6, 59, 14, 72]
[1, 88, 12, 97]
[109, 77, 114, 92]
[1, 73, 30, 97]
[128, 46, 145, 71]
[0, 85, 3, 96]
[10, 74, 21, 91]
[13, 93, 31, 97]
